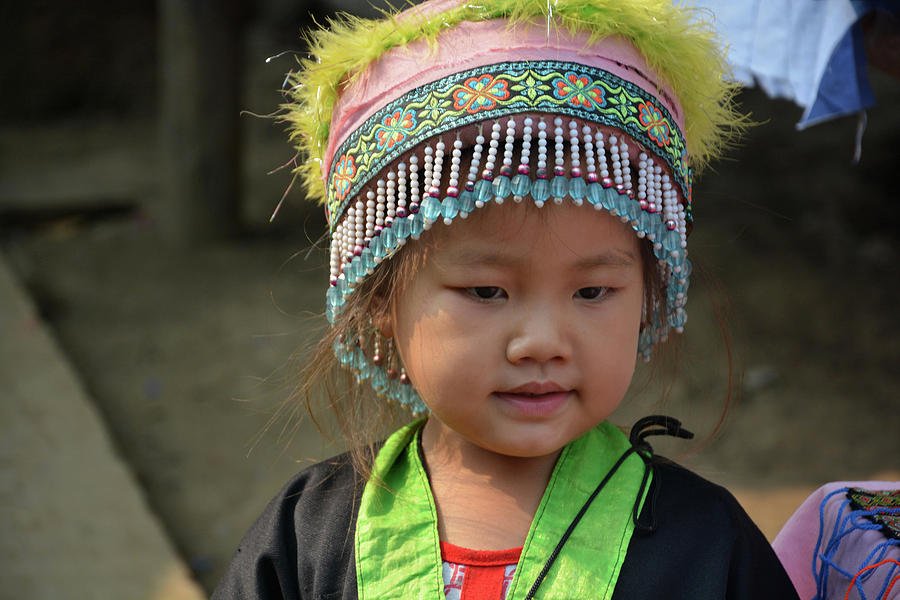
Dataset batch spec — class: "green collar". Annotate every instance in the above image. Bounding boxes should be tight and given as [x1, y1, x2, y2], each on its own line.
[355, 421, 650, 600]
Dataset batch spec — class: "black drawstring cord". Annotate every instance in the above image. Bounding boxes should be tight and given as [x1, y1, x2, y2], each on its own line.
[523, 416, 693, 600]
[628, 416, 694, 534]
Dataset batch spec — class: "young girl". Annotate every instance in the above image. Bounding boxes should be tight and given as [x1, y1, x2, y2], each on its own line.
[214, 0, 801, 597]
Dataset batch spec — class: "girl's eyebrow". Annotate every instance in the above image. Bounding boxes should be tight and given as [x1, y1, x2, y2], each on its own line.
[573, 249, 637, 268]
[442, 248, 636, 268]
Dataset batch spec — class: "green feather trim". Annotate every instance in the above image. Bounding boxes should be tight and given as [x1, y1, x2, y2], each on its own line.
[282, 0, 746, 206]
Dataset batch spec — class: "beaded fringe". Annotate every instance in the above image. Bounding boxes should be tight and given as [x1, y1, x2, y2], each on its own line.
[327, 117, 691, 413]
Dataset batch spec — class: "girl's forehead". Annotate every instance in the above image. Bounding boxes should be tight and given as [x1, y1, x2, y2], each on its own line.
[426, 202, 641, 261]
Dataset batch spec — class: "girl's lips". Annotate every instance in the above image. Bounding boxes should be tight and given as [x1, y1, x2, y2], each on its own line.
[493, 391, 570, 417]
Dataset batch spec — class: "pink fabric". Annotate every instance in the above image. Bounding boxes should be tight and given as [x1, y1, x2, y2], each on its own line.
[772, 481, 900, 599]
[322, 0, 684, 184]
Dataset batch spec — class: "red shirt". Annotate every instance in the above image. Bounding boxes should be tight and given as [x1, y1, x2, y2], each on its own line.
[441, 541, 523, 600]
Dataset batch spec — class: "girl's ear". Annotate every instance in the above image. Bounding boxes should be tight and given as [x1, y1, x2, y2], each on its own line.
[371, 295, 394, 338]
[375, 312, 394, 338]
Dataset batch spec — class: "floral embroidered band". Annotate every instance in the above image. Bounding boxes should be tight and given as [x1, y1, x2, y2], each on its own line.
[326, 60, 690, 229]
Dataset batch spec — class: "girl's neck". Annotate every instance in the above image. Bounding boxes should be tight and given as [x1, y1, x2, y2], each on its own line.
[420, 418, 561, 551]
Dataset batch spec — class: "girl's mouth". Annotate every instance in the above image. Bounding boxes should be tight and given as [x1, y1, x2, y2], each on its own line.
[493, 390, 570, 417]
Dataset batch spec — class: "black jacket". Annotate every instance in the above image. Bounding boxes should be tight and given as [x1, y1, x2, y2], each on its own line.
[213, 455, 800, 599]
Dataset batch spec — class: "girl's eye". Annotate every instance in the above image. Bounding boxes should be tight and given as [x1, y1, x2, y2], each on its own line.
[576, 286, 609, 300]
[467, 286, 505, 300]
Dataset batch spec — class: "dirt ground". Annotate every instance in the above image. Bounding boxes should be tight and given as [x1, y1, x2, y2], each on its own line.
[3, 75, 900, 594]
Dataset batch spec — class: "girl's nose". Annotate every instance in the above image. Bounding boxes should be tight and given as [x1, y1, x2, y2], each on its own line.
[505, 304, 573, 364]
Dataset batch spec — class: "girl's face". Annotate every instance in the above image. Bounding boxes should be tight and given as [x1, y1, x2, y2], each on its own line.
[387, 202, 644, 459]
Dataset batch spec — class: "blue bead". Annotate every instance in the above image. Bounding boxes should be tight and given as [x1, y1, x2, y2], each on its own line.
[381, 227, 396, 250]
[653, 241, 667, 260]
[360, 248, 375, 271]
[662, 229, 680, 252]
[613, 192, 631, 216]
[474, 179, 493, 204]
[421, 195, 441, 221]
[326, 285, 342, 308]
[550, 176, 568, 199]
[372, 369, 388, 393]
[393, 215, 410, 239]
[531, 178, 550, 203]
[370, 235, 386, 258]
[409, 213, 425, 237]
[441, 196, 459, 220]
[601, 187, 618, 211]
[623, 197, 641, 221]
[511, 174, 531, 197]
[637, 212, 654, 236]
[668, 310, 688, 329]
[357, 360, 371, 380]
[568, 177, 586, 200]
[587, 183, 604, 206]
[350, 259, 363, 283]
[492, 176, 511, 199]
[458, 189, 476, 214]
[337, 348, 353, 365]
[343, 261, 356, 285]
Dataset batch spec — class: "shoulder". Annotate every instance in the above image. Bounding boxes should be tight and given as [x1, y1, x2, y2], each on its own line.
[613, 459, 800, 599]
[212, 453, 363, 600]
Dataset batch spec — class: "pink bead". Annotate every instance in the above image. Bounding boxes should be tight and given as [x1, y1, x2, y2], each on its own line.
[517, 164, 530, 175]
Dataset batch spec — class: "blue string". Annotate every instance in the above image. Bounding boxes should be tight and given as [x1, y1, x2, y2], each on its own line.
[813, 488, 900, 600]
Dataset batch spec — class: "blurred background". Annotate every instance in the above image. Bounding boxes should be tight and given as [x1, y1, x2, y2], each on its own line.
[1, 1, 898, 598]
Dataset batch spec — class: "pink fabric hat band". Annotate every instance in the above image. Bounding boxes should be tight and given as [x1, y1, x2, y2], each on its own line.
[322, 1, 685, 186]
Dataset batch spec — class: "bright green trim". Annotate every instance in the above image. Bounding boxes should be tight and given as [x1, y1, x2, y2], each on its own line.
[355, 419, 444, 600]
[355, 421, 650, 599]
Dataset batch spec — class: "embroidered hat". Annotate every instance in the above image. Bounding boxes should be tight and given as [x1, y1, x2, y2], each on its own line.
[282, 0, 743, 412]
